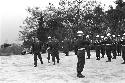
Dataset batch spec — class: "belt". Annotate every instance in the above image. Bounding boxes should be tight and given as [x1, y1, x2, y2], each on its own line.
[106, 44, 111, 45]
[78, 48, 85, 50]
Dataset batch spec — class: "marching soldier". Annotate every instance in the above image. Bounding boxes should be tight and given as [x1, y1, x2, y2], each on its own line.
[63, 37, 70, 56]
[31, 37, 43, 67]
[73, 38, 78, 55]
[75, 30, 88, 78]
[50, 37, 60, 65]
[86, 35, 91, 59]
[121, 33, 125, 64]
[117, 35, 122, 56]
[111, 35, 117, 59]
[100, 36, 106, 58]
[46, 36, 52, 63]
[105, 33, 112, 62]
[94, 35, 101, 60]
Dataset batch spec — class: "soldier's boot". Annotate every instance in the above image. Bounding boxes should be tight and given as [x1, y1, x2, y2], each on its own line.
[34, 59, 37, 67]
[48, 60, 50, 63]
[53, 62, 55, 65]
[41, 61, 43, 64]
[34, 62, 37, 67]
[86, 56, 90, 59]
[65, 52, 69, 56]
[57, 60, 59, 63]
[106, 58, 111, 62]
[96, 57, 100, 60]
[77, 72, 85, 78]
[112, 56, 116, 59]
[101, 55, 104, 58]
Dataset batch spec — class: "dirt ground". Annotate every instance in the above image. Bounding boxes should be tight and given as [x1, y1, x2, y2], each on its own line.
[0, 51, 125, 83]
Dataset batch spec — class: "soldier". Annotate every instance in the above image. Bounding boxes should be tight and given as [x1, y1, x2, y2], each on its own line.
[31, 37, 43, 67]
[105, 33, 112, 62]
[111, 35, 117, 59]
[63, 37, 70, 56]
[46, 36, 52, 63]
[75, 31, 90, 78]
[117, 35, 122, 56]
[50, 37, 60, 65]
[86, 35, 91, 59]
[73, 38, 78, 55]
[121, 33, 125, 64]
[94, 35, 101, 60]
[100, 36, 106, 58]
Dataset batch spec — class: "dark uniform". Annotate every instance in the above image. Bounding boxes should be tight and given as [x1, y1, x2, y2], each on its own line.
[111, 40, 117, 59]
[75, 35, 89, 78]
[50, 38, 60, 65]
[63, 38, 70, 56]
[94, 40, 101, 60]
[105, 37, 112, 62]
[121, 37, 125, 64]
[47, 39, 52, 63]
[100, 39, 106, 58]
[120, 33, 125, 64]
[85, 38, 91, 59]
[117, 40, 122, 56]
[73, 38, 78, 55]
[32, 40, 43, 67]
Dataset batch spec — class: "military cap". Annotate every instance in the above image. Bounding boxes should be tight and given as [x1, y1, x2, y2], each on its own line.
[107, 33, 111, 36]
[96, 35, 99, 37]
[112, 35, 115, 37]
[48, 36, 51, 39]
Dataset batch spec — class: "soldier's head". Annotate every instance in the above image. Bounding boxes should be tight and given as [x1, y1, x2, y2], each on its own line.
[77, 30, 85, 39]
[122, 33, 125, 40]
[32, 36, 39, 43]
[101, 36, 104, 40]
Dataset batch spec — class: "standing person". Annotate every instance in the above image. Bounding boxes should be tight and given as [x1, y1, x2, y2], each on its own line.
[51, 37, 60, 65]
[75, 30, 88, 78]
[105, 33, 112, 62]
[46, 36, 52, 63]
[86, 35, 91, 59]
[94, 35, 101, 60]
[111, 35, 117, 59]
[100, 36, 106, 58]
[32, 37, 43, 67]
[63, 37, 70, 56]
[121, 33, 125, 64]
[73, 38, 78, 55]
[117, 35, 122, 56]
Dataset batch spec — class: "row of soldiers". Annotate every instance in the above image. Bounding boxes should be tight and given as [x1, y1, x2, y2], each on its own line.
[30, 32, 125, 78]
[93, 33, 125, 64]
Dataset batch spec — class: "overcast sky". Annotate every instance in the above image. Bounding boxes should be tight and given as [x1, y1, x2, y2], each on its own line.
[0, 0, 119, 44]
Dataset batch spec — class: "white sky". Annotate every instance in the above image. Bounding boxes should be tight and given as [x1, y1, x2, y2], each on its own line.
[0, 0, 120, 44]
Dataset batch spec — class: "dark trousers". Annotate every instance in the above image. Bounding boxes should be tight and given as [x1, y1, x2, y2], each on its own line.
[101, 45, 105, 57]
[117, 45, 122, 56]
[106, 45, 112, 61]
[96, 46, 100, 59]
[47, 49, 52, 60]
[51, 50, 59, 64]
[122, 46, 125, 62]
[34, 52, 43, 66]
[112, 46, 117, 58]
[64, 51, 69, 56]
[74, 49, 78, 55]
[86, 46, 91, 58]
[77, 49, 85, 73]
